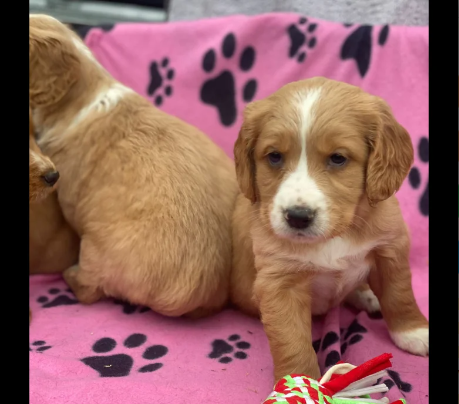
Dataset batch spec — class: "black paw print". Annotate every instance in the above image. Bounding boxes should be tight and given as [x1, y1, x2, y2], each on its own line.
[81, 333, 168, 377]
[340, 319, 367, 355]
[341, 24, 390, 77]
[408, 136, 429, 217]
[312, 320, 368, 368]
[37, 287, 78, 308]
[287, 16, 318, 63]
[147, 57, 174, 107]
[208, 334, 251, 364]
[378, 370, 413, 397]
[29, 340, 52, 353]
[313, 331, 341, 368]
[200, 33, 257, 127]
[113, 299, 150, 315]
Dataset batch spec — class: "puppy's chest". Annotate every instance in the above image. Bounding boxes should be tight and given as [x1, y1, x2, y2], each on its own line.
[292, 238, 375, 315]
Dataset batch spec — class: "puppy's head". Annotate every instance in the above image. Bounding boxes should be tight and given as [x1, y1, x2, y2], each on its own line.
[234, 77, 413, 243]
[29, 14, 82, 108]
[29, 111, 59, 202]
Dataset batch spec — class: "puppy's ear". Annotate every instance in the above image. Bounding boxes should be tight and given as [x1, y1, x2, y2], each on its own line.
[366, 98, 414, 206]
[29, 26, 80, 107]
[234, 100, 268, 203]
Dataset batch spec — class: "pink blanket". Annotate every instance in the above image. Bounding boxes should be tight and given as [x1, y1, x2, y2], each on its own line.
[29, 13, 429, 404]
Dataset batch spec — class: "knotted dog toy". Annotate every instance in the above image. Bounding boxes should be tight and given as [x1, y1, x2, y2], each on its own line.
[263, 353, 406, 404]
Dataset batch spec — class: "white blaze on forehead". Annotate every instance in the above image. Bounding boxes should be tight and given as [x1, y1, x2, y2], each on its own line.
[270, 87, 329, 234]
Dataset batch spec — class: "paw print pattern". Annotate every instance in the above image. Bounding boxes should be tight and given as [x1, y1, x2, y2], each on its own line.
[287, 17, 318, 63]
[313, 331, 341, 368]
[378, 370, 413, 396]
[200, 33, 257, 127]
[408, 136, 429, 216]
[113, 299, 150, 315]
[208, 334, 251, 364]
[29, 340, 52, 353]
[147, 57, 174, 107]
[341, 24, 390, 77]
[81, 333, 168, 377]
[312, 320, 368, 368]
[37, 288, 78, 308]
[340, 319, 368, 355]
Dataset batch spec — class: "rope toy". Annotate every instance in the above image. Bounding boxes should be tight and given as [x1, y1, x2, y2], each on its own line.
[263, 353, 406, 404]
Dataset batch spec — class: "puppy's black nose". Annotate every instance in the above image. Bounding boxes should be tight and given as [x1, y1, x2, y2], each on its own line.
[285, 207, 316, 230]
[42, 171, 60, 186]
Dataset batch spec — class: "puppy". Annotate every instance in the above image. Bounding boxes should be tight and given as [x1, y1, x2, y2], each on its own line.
[230, 77, 428, 381]
[29, 15, 238, 318]
[29, 108, 60, 323]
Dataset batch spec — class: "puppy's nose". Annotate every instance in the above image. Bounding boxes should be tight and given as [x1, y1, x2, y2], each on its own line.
[42, 171, 60, 186]
[285, 207, 316, 230]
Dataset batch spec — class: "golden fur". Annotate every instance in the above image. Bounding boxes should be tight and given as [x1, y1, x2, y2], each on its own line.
[29, 109, 80, 277]
[29, 194, 80, 276]
[29, 109, 59, 203]
[29, 14, 238, 318]
[30, 108, 76, 323]
[230, 78, 428, 381]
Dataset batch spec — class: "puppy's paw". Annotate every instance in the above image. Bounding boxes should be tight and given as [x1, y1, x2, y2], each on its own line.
[345, 287, 381, 313]
[390, 327, 429, 356]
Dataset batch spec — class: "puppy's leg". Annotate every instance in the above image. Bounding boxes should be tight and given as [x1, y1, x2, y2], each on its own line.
[345, 283, 381, 313]
[369, 245, 428, 356]
[29, 308, 32, 324]
[63, 264, 105, 304]
[229, 205, 260, 317]
[229, 254, 259, 317]
[254, 269, 320, 382]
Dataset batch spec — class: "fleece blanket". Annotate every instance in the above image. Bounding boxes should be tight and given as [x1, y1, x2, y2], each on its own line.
[29, 14, 429, 404]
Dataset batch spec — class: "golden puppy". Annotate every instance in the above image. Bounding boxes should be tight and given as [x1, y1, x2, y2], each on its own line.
[230, 77, 428, 381]
[29, 14, 238, 318]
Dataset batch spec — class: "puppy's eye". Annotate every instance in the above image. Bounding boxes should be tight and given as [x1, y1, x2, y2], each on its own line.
[267, 152, 283, 167]
[329, 153, 347, 167]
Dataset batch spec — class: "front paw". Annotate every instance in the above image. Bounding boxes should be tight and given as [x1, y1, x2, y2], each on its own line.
[390, 327, 429, 356]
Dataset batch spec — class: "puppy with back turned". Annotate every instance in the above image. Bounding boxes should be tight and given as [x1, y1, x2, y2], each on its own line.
[29, 14, 238, 318]
[231, 77, 428, 381]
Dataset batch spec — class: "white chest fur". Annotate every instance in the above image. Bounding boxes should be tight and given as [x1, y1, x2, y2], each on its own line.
[290, 237, 377, 315]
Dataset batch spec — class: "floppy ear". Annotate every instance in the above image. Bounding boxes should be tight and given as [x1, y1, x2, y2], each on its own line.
[366, 99, 414, 206]
[29, 26, 80, 107]
[234, 100, 268, 203]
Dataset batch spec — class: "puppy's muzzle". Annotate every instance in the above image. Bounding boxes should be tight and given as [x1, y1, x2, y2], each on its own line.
[42, 171, 60, 187]
[284, 206, 316, 230]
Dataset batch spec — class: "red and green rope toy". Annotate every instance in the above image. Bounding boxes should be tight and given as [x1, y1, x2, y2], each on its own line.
[263, 353, 406, 404]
